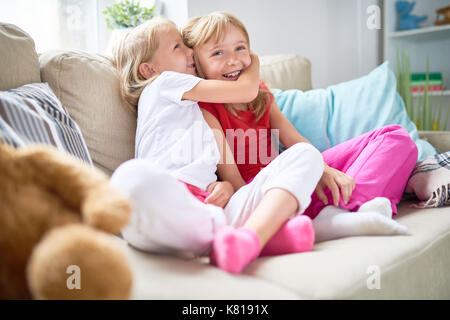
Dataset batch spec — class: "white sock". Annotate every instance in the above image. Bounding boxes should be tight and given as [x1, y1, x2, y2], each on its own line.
[357, 197, 392, 218]
[313, 205, 409, 243]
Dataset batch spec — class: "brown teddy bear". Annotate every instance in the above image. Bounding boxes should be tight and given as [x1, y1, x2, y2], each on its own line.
[0, 142, 134, 299]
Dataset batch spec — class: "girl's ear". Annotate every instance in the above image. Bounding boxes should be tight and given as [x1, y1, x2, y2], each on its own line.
[138, 62, 155, 80]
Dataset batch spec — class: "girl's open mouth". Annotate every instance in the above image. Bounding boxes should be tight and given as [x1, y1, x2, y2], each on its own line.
[223, 70, 242, 80]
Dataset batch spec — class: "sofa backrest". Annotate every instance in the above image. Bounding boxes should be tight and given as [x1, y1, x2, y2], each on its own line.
[39, 50, 136, 175]
[38, 52, 313, 175]
[0, 23, 41, 91]
[260, 54, 312, 91]
[1, 22, 313, 176]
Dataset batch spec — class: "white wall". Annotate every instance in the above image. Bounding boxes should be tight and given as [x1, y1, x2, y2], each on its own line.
[158, 0, 188, 28]
[162, 0, 382, 89]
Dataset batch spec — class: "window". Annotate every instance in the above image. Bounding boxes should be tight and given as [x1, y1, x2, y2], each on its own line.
[0, 0, 158, 54]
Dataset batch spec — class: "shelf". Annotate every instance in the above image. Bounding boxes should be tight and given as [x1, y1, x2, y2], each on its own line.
[412, 90, 450, 97]
[384, 1, 450, 130]
[388, 24, 450, 40]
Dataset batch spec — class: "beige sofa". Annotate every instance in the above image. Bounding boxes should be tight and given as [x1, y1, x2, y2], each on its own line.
[2, 22, 450, 299]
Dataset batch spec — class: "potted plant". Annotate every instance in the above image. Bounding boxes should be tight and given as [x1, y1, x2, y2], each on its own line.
[103, 0, 156, 53]
[103, 0, 155, 30]
[396, 48, 449, 131]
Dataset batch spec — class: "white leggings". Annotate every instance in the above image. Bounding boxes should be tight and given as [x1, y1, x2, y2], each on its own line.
[110, 142, 323, 257]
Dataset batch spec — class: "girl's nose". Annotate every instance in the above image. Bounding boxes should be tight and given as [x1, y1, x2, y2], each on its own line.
[227, 54, 238, 66]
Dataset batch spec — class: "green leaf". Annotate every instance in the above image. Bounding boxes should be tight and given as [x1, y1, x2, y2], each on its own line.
[102, 0, 156, 29]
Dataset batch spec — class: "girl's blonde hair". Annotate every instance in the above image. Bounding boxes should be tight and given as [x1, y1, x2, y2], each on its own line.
[182, 12, 269, 122]
[112, 17, 176, 113]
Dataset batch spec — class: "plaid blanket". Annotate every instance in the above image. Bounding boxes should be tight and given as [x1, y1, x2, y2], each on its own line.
[405, 151, 450, 208]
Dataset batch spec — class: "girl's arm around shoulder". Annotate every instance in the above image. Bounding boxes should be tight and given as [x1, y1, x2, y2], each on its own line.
[201, 109, 247, 191]
[183, 53, 260, 104]
[269, 98, 313, 148]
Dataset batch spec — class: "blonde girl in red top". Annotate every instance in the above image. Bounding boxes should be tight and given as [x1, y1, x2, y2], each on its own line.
[182, 12, 415, 256]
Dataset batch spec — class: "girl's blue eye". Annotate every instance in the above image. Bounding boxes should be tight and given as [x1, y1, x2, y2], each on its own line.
[237, 46, 246, 51]
[213, 51, 222, 56]
[174, 44, 180, 49]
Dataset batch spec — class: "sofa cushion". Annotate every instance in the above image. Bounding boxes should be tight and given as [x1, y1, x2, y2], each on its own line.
[0, 23, 40, 91]
[39, 50, 136, 175]
[419, 131, 450, 154]
[0, 82, 92, 164]
[260, 55, 312, 91]
[119, 202, 450, 299]
[248, 202, 450, 299]
[272, 88, 331, 152]
[118, 241, 299, 299]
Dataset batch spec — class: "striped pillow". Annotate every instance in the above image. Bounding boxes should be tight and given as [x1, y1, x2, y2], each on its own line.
[0, 82, 92, 164]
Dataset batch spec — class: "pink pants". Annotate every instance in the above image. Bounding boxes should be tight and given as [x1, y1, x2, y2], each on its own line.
[303, 125, 418, 219]
[180, 181, 210, 203]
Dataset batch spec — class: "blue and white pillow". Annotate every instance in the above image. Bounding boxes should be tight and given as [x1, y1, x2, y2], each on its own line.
[272, 61, 437, 163]
[0, 82, 93, 164]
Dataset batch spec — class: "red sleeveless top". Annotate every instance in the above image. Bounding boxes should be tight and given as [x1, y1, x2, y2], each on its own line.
[199, 81, 277, 182]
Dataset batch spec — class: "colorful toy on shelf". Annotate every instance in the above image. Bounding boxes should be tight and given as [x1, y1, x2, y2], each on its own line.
[410, 72, 443, 93]
[435, 6, 450, 26]
[395, 1, 427, 31]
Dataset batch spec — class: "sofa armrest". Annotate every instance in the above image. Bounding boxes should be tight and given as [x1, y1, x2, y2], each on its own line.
[260, 54, 312, 91]
[418, 131, 450, 154]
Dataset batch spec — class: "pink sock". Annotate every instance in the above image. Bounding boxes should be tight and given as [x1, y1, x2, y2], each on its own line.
[260, 215, 315, 256]
[209, 226, 260, 274]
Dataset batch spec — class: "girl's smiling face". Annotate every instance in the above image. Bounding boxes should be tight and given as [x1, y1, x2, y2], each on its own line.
[194, 23, 251, 81]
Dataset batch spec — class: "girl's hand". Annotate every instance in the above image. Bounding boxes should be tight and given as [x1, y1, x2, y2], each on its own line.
[205, 181, 234, 208]
[249, 52, 260, 69]
[182, 52, 259, 103]
[315, 164, 355, 206]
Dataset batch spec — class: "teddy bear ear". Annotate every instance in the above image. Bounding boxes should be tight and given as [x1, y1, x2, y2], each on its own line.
[27, 224, 133, 300]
